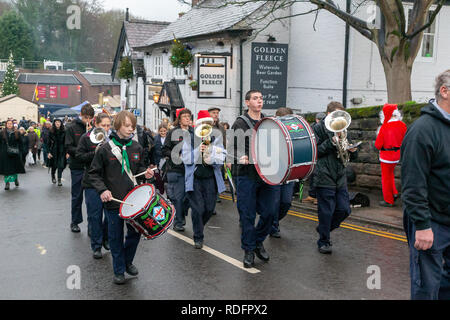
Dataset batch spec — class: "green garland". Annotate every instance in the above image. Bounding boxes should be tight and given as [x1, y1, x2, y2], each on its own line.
[169, 38, 193, 70]
[118, 57, 133, 80]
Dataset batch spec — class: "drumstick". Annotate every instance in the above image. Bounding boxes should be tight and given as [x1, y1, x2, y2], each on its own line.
[110, 197, 134, 207]
[134, 167, 158, 178]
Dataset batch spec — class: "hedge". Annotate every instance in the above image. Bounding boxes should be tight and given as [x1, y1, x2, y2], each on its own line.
[302, 101, 427, 125]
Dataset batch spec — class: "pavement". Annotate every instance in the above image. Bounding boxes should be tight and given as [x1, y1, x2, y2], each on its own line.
[0, 163, 410, 299]
[290, 186, 405, 232]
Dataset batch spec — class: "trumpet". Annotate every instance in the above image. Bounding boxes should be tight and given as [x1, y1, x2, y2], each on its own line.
[90, 127, 107, 145]
[324, 110, 351, 166]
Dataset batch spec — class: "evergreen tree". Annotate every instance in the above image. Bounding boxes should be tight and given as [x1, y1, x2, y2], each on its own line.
[1, 52, 19, 97]
[0, 10, 35, 61]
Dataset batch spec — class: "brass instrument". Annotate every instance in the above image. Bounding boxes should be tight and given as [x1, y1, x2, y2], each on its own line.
[324, 110, 352, 167]
[90, 127, 107, 145]
[194, 123, 213, 163]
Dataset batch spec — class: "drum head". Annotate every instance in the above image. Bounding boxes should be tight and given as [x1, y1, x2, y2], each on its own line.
[252, 118, 290, 185]
[120, 184, 155, 219]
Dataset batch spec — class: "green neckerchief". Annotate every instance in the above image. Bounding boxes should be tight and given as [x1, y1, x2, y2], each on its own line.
[112, 137, 133, 174]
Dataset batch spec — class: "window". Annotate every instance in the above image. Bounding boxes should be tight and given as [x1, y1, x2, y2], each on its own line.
[172, 66, 184, 78]
[407, 8, 438, 60]
[153, 56, 163, 77]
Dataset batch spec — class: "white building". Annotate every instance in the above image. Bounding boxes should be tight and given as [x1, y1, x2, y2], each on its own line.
[288, 0, 450, 111]
[113, 0, 450, 129]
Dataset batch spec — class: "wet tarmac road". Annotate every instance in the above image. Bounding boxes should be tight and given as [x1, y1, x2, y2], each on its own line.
[0, 164, 410, 299]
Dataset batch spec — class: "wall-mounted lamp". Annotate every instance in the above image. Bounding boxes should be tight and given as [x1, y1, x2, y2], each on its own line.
[162, 49, 168, 54]
[267, 35, 276, 42]
[153, 93, 160, 103]
[216, 41, 224, 47]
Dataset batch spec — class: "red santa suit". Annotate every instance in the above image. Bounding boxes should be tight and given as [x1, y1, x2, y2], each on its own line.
[375, 104, 407, 204]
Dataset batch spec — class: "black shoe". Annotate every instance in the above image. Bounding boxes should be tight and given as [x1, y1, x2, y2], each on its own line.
[194, 240, 203, 249]
[52, 175, 56, 184]
[70, 223, 80, 233]
[254, 243, 270, 262]
[379, 200, 394, 207]
[212, 211, 217, 216]
[126, 264, 139, 276]
[318, 244, 332, 254]
[270, 231, 281, 238]
[14, 179, 19, 187]
[4, 182, 10, 190]
[58, 179, 62, 187]
[102, 239, 110, 251]
[243, 251, 255, 268]
[113, 274, 126, 285]
[93, 249, 102, 259]
[173, 225, 185, 232]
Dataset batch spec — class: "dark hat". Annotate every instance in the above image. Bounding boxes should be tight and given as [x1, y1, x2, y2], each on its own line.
[207, 107, 221, 112]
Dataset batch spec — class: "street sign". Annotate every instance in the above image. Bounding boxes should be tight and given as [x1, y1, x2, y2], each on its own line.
[133, 109, 141, 117]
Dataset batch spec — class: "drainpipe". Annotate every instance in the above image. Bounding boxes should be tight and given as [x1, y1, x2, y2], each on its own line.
[342, 0, 351, 109]
[239, 38, 245, 116]
[143, 79, 146, 127]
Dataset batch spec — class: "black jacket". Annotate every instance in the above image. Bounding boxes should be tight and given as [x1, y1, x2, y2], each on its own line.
[87, 132, 147, 210]
[48, 128, 67, 170]
[135, 125, 151, 167]
[312, 119, 357, 189]
[401, 102, 450, 230]
[162, 126, 194, 174]
[75, 130, 98, 189]
[0, 130, 26, 175]
[41, 127, 50, 145]
[65, 118, 87, 170]
[230, 112, 264, 181]
[153, 134, 165, 167]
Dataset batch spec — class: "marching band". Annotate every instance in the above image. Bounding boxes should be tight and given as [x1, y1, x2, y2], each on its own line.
[62, 88, 360, 284]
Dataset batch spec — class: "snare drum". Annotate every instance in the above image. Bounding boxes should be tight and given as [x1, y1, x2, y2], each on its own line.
[251, 115, 317, 185]
[119, 184, 175, 240]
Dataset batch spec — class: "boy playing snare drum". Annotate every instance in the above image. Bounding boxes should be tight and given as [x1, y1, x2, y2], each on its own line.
[88, 111, 154, 285]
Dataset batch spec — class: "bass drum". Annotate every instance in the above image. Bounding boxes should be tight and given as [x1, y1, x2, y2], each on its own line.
[251, 115, 317, 185]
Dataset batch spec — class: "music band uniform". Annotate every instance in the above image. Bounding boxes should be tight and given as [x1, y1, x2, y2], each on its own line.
[88, 130, 148, 280]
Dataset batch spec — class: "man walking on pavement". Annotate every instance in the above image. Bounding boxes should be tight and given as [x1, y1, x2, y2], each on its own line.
[402, 70, 450, 300]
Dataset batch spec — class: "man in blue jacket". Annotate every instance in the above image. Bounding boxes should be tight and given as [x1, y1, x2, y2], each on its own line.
[402, 70, 450, 300]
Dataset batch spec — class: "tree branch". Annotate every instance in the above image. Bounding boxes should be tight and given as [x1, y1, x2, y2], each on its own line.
[310, 0, 373, 40]
[406, 0, 445, 39]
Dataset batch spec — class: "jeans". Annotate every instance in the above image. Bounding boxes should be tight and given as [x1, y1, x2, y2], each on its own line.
[404, 214, 450, 300]
[166, 172, 188, 228]
[316, 187, 351, 247]
[85, 188, 108, 251]
[186, 177, 217, 242]
[70, 169, 84, 225]
[271, 182, 295, 234]
[105, 209, 140, 275]
[236, 175, 280, 252]
[42, 143, 49, 166]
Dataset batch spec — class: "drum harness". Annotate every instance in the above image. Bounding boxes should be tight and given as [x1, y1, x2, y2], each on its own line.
[108, 140, 163, 228]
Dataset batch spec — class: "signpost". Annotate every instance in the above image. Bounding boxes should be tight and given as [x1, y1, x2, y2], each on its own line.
[198, 57, 227, 99]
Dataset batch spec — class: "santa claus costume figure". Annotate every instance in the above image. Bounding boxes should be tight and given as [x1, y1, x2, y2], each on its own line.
[375, 104, 407, 207]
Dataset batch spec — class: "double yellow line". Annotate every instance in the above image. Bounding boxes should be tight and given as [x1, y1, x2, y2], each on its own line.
[219, 194, 407, 243]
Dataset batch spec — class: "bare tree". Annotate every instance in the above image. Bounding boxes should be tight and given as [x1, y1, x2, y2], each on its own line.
[179, 0, 446, 104]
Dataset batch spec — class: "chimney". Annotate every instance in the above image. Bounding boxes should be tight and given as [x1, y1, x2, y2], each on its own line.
[125, 8, 129, 21]
[192, 0, 200, 7]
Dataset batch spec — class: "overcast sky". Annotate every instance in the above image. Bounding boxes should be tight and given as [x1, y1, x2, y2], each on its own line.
[102, 0, 191, 22]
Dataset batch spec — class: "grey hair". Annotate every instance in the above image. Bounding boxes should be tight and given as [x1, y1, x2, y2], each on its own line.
[435, 70, 450, 101]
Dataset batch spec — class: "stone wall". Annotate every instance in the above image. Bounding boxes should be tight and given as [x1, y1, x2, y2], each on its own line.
[303, 102, 426, 190]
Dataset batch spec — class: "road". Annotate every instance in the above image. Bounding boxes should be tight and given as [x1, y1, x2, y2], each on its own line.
[0, 164, 410, 299]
